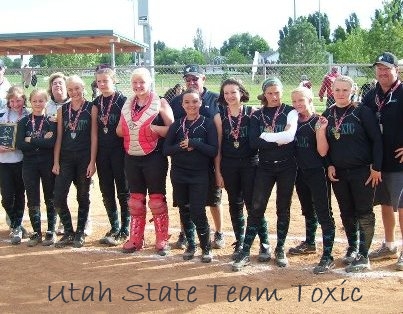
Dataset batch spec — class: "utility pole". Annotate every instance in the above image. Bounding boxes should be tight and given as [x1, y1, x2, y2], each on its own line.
[293, 0, 296, 21]
[318, 0, 322, 40]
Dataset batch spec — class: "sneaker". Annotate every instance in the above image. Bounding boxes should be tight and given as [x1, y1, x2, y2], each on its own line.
[183, 246, 198, 260]
[156, 243, 170, 257]
[288, 241, 316, 255]
[84, 219, 93, 236]
[175, 232, 188, 249]
[258, 243, 272, 262]
[55, 233, 75, 248]
[368, 243, 398, 261]
[342, 247, 358, 265]
[396, 252, 403, 271]
[313, 256, 335, 274]
[21, 226, 29, 239]
[99, 230, 119, 245]
[212, 231, 225, 249]
[345, 254, 370, 273]
[42, 231, 56, 246]
[275, 247, 289, 267]
[201, 249, 213, 263]
[73, 231, 86, 248]
[56, 222, 65, 236]
[27, 232, 42, 247]
[10, 227, 23, 245]
[232, 253, 251, 271]
[231, 241, 243, 261]
[106, 231, 128, 246]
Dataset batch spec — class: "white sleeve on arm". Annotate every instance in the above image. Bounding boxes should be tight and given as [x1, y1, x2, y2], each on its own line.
[259, 109, 298, 144]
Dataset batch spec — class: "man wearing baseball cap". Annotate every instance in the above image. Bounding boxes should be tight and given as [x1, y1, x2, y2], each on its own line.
[169, 64, 225, 252]
[362, 51, 403, 271]
[0, 59, 12, 112]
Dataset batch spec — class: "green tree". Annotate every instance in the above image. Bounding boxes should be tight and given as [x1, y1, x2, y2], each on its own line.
[367, 0, 403, 58]
[328, 28, 370, 63]
[193, 28, 206, 53]
[154, 41, 166, 52]
[333, 26, 347, 42]
[307, 12, 331, 43]
[224, 49, 248, 64]
[278, 19, 326, 63]
[179, 48, 205, 65]
[345, 13, 360, 34]
[220, 33, 270, 61]
[154, 48, 181, 65]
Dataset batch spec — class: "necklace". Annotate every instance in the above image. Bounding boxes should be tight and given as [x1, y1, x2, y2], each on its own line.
[181, 115, 200, 139]
[31, 114, 45, 138]
[100, 93, 115, 134]
[261, 105, 283, 132]
[332, 104, 351, 140]
[227, 106, 243, 148]
[68, 101, 84, 139]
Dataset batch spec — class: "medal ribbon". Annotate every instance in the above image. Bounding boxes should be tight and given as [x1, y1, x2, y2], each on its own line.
[31, 114, 45, 138]
[131, 94, 152, 122]
[68, 101, 84, 132]
[333, 104, 351, 132]
[261, 104, 283, 131]
[227, 106, 243, 141]
[181, 115, 200, 139]
[100, 93, 114, 127]
[375, 80, 400, 113]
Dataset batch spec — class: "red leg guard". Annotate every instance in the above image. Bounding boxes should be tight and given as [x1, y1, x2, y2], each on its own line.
[123, 193, 146, 253]
[149, 194, 170, 252]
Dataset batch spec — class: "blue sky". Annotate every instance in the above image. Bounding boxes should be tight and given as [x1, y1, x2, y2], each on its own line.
[1, 0, 386, 50]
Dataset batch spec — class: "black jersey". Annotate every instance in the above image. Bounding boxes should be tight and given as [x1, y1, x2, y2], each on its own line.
[220, 105, 257, 161]
[163, 115, 218, 171]
[249, 104, 295, 164]
[322, 104, 382, 170]
[295, 115, 325, 169]
[362, 81, 403, 172]
[170, 87, 219, 120]
[60, 100, 93, 153]
[93, 91, 126, 149]
[16, 114, 56, 160]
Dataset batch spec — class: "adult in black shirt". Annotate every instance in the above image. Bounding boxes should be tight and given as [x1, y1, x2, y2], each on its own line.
[362, 52, 403, 270]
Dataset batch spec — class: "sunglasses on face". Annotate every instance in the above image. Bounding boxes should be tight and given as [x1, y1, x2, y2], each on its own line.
[184, 77, 199, 83]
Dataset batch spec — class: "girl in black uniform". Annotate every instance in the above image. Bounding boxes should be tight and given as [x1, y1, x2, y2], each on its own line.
[164, 88, 218, 263]
[52, 75, 97, 248]
[218, 79, 270, 261]
[317, 75, 383, 272]
[288, 86, 336, 274]
[16, 89, 57, 247]
[92, 67, 129, 246]
[233, 77, 298, 271]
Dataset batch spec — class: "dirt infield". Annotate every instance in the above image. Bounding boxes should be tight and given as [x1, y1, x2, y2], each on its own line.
[1, 175, 402, 313]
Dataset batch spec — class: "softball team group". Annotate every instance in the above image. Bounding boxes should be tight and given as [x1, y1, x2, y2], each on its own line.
[1, 51, 402, 275]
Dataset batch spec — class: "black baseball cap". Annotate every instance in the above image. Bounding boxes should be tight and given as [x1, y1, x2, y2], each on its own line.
[373, 52, 399, 68]
[183, 64, 204, 77]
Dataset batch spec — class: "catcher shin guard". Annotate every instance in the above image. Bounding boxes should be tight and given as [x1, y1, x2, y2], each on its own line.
[149, 194, 170, 254]
[122, 193, 146, 253]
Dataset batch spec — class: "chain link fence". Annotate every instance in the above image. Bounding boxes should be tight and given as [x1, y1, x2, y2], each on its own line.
[5, 63, 378, 113]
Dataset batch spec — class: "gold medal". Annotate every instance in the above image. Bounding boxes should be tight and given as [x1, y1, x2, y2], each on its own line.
[103, 127, 108, 134]
[233, 141, 239, 149]
[265, 126, 273, 133]
[315, 121, 321, 130]
[333, 129, 340, 140]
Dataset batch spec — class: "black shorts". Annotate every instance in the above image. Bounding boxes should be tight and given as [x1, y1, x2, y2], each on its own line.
[171, 166, 222, 207]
